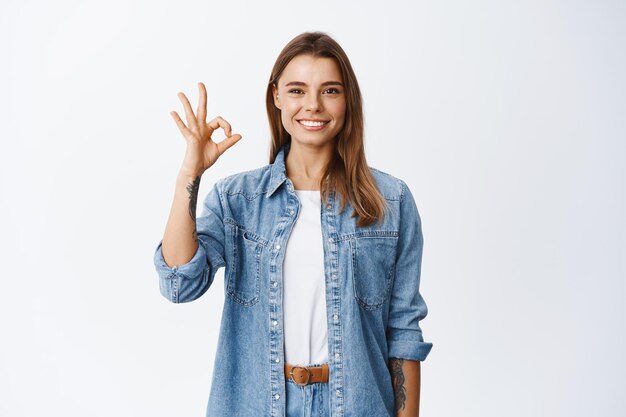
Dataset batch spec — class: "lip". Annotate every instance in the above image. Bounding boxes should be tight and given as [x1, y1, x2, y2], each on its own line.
[297, 119, 330, 131]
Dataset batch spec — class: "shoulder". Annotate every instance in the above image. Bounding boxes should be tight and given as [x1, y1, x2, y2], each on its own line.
[368, 166, 409, 201]
[369, 167, 422, 229]
[216, 164, 273, 199]
[215, 164, 411, 201]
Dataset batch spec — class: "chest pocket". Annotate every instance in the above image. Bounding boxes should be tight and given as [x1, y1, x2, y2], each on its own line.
[226, 223, 267, 307]
[350, 233, 398, 310]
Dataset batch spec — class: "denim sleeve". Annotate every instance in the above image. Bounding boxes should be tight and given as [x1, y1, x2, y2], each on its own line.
[386, 180, 433, 361]
[153, 179, 227, 303]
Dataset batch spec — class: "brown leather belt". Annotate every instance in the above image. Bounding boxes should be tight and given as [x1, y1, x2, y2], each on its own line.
[284, 363, 329, 386]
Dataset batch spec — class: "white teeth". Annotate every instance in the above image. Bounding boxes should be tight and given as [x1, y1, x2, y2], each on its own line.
[299, 120, 327, 127]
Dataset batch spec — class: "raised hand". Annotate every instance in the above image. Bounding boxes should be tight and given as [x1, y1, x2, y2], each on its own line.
[170, 82, 243, 177]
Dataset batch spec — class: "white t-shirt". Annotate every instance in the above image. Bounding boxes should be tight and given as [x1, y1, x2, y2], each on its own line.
[282, 190, 329, 366]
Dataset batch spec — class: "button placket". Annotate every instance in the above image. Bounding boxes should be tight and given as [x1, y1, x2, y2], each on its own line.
[324, 192, 344, 415]
[270, 192, 302, 414]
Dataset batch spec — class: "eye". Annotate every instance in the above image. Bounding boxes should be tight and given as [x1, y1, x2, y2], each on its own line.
[324, 88, 341, 94]
[288, 89, 303, 94]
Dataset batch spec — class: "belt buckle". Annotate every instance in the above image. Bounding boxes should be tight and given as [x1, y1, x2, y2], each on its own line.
[290, 365, 312, 386]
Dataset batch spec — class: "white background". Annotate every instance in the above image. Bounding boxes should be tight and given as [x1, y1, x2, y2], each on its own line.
[1, 0, 625, 416]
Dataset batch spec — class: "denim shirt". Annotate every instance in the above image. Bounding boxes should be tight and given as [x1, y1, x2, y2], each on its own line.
[153, 141, 433, 417]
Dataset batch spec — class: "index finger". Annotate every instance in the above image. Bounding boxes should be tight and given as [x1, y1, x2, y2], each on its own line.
[207, 116, 233, 137]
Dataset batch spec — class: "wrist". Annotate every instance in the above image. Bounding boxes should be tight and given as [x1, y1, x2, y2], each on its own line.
[177, 169, 203, 183]
[177, 173, 202, 189]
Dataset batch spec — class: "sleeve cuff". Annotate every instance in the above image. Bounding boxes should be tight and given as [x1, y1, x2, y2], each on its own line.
[153, 240, 208, 281]
[387, 339, 433, 361]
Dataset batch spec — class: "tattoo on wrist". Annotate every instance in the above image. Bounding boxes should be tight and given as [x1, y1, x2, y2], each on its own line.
[388, 358, 407, 411]
[186, 176, 201, 242]
[186, 176, 200, 220]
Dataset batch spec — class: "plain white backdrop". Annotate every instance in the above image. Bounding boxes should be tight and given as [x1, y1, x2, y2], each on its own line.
[1, 0, 625, 416]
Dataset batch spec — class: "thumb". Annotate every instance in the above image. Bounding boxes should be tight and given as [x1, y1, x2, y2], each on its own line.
[217, 133, 243, 155]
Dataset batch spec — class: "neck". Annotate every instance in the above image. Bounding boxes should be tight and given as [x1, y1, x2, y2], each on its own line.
[285, 140, 334, 191]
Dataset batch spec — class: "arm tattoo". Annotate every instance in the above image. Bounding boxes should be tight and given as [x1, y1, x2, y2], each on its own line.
[388, 358, 407, 412]
[186, 176, 201, 242]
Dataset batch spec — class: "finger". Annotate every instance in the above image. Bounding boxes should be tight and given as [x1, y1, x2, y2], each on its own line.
[177, 92, 199, 131]
[197, 82, 207, 124]
[170, 111, 190, 137]
[216, 133, 243, 154]
[207, 116, 233, 137]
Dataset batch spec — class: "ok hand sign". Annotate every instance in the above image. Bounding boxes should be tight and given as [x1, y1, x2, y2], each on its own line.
[170, 82, 243, 177]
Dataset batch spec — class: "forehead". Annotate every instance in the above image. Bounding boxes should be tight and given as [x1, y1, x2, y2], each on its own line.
[279, 54, 342, 85]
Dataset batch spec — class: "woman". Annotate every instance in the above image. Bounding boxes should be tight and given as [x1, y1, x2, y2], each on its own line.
[154, 31, 433, 417]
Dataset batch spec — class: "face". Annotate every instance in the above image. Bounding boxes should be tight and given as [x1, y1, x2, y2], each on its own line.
[272, 54, 346, 149]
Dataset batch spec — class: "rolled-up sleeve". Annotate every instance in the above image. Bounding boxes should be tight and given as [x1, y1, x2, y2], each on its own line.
[386, 180, 433, 361]
[153, 179, 227, 303]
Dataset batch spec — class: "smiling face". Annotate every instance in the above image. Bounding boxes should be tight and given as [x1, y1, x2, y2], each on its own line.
[272, 54, 346, 149]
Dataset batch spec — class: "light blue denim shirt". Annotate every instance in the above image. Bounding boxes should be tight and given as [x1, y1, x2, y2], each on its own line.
[153, 141, 433, 417]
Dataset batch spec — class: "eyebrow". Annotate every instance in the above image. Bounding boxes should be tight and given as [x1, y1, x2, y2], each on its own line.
[284, 81, 344, 87]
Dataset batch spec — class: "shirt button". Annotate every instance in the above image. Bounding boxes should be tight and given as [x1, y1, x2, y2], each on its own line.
[333, 314, 339, 320]
[272, 320, 278, 326]
[272, 281, 278, 287]
[275, 358, 280, 363]
[336, 389, 341, 396]
[335, 352, 340, 359]
[328, 238, 332, 243]
[289, 209, 294, 215]
[275, 394, 280, 400]
[275, 244, 281, 250]
[331, 274, 337, 280]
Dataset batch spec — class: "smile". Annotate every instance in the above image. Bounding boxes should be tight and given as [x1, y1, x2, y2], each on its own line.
[298, 119, 329, 126]
[298, 119, 330, 130]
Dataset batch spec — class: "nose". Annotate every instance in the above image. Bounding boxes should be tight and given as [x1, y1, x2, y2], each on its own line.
[305, 93, 322, 112]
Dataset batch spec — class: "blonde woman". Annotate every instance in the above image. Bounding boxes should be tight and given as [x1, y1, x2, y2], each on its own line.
[154, 31, 433, 417]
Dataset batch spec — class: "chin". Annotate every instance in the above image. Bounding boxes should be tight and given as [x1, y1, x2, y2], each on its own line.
[290, 134, 337, 148]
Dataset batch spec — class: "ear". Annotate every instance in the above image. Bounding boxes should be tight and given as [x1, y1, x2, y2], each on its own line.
[272, 83, 281, 110]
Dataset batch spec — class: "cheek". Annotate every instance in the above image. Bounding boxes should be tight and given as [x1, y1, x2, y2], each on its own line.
[280, 102, 298, 120]
[332, 101, 347, 122]
[280, 106, 297, 133]
[279, 110, 288, 124]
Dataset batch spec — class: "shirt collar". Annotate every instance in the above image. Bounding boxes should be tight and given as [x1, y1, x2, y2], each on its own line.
[266, 141, 291, 198]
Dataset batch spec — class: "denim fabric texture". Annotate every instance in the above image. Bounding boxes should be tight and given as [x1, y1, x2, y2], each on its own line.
[153, 141, 433, 417]
[286, 373, 331, 417]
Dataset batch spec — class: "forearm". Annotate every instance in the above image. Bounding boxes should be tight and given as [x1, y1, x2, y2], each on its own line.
[388, 358, 421, 417]
[161, 172, 202, 267]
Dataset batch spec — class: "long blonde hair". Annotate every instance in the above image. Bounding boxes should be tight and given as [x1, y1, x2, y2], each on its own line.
[265, 31, 387, 227]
